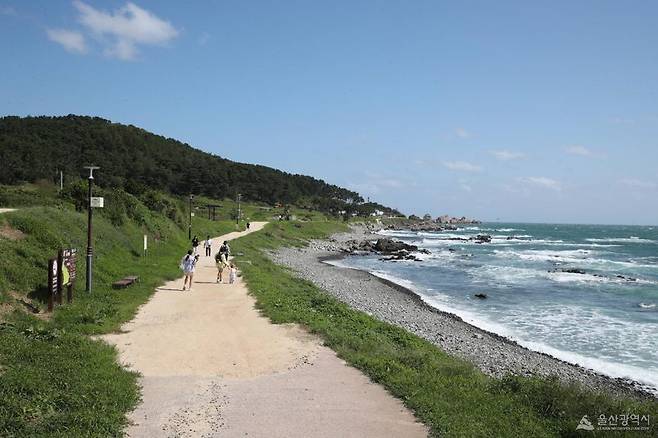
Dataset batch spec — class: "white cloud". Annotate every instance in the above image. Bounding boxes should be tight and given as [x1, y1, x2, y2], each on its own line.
[46, 28, 87, 54]
[491, 150, 525, 161]
[517, 176, 562, 191]
[73, 1, 179, 60]
[443, 161, 482, 172]
[565, 145, 593, 156]
[455, 128, 471, 139]
[619, 178, 656, 189]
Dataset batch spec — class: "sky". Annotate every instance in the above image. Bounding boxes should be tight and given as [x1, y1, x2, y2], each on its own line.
[1, 1, 657, 224]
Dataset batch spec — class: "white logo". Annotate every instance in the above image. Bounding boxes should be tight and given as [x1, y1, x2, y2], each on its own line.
[576, 415, 594, 431]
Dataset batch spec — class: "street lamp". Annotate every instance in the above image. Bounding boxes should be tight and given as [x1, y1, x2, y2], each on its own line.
[84, 166, 100, 293]
[188, 194, 194, 240]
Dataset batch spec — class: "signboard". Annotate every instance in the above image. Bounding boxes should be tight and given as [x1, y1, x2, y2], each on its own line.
[61, 248, 77, 286]
[91, 197, 104, 208]
[191, 212, 195, 217]
[48, 248, 77, 311]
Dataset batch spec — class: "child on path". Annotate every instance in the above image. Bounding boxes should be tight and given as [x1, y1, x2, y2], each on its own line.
[192, 235, 200, 255]
[204, 235, 212, 256]
[229, 263, 237, 284]
[180, 251, 198, 291]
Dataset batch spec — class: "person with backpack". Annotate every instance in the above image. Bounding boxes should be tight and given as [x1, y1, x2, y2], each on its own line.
[180, 250, 198, 291]
[215, 240, 231, 283]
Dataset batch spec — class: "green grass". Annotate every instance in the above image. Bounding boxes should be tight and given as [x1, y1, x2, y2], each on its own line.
[1, 201, 656, 437]
[232, 221, 658, 438]
[0, 204, 238, 436]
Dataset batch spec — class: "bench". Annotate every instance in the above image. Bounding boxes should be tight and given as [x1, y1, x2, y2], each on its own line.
[112, 276, 140, 289]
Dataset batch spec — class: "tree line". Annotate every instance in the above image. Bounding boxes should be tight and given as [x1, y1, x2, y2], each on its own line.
[0, 115, 400, 216]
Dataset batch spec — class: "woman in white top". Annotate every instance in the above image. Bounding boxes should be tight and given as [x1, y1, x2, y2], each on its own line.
[180, 250, 199, 291]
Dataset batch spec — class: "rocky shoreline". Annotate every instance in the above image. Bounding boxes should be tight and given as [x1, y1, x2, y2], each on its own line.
[269, 225, 656, 400]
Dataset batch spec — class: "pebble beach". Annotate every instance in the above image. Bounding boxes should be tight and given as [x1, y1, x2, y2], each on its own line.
[270, 225, 655, 400]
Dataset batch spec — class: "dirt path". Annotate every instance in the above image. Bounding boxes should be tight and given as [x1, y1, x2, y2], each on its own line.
[0, 208, 17, 214]
[102, 222, 427, 437]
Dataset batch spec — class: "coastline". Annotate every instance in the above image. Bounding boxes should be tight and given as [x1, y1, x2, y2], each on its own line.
[271, 225, 656, 400]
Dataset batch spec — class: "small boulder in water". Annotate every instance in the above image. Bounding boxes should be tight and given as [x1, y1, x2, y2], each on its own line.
[559, 268, 586, 275]
[474, 293, 488, 299]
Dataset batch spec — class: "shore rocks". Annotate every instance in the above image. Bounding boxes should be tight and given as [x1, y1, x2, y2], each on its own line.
[340, 237, 430, 262]
[473, 234, 492, 244]
[374, 238, 417, 253]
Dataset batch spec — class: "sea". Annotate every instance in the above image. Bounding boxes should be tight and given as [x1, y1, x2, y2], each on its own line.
[331, 223, 658, 392]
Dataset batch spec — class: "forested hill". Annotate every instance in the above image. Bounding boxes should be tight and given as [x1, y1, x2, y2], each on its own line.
[0, 115, 398, 214]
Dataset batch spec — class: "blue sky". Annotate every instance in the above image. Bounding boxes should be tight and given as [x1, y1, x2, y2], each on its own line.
[1, 1, 657, 224]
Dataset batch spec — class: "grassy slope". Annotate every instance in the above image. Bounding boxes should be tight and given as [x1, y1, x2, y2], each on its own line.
[0, 204, 237, 437]
[232, 222, 658, 438]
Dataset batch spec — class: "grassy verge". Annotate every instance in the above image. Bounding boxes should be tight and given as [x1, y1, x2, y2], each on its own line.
[232, 221, 658, 438]
[0, 206, 238, 436]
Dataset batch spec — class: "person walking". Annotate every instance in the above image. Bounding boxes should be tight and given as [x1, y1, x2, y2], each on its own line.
[246, 222, 250, 230]
[204, 235, 212, 256]
[215, 240, 231, 283]
[192, 235, 200, 255]
[180, 250, 198, 291]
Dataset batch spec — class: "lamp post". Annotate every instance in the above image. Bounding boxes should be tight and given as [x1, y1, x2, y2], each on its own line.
[84, 166, 100, 293]
[188, 194, 194, 240]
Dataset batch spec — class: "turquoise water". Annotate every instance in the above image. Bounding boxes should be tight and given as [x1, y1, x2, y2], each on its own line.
[336, 223, 658, 391]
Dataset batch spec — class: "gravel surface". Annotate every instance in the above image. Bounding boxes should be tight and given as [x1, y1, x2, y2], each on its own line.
[271, 225, 655, 400]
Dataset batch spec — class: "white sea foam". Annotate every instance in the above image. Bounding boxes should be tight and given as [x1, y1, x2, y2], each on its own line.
[367, 271, 658, 392]
[469, 259, 656, 286]
[520, 340, 658, 393]
[494, 248, 593, 262]
[639, 303, 657, 309]
[586, 237, 657, 244]
[493, 249, 658, 271]
[469, 265, 540, 284]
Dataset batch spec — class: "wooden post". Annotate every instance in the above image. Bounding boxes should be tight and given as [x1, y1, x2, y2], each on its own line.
[67, 284, 73, 303]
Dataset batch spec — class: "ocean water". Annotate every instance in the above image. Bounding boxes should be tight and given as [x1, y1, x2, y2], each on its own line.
[334, 223, 658, 392]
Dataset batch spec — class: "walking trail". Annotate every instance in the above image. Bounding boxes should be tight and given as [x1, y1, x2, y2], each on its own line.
[102, 222, 427, 437]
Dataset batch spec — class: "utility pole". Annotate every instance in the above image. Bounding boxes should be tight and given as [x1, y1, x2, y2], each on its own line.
[84, 166, 100, 293]
[188, 194, 194, 240]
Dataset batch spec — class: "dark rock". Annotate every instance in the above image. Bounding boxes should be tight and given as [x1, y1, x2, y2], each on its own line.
[470, 234, 492, 244]
[374, 238, 418, 254]
[561, 268, 586, 275]
[474, 293, 488, 299]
